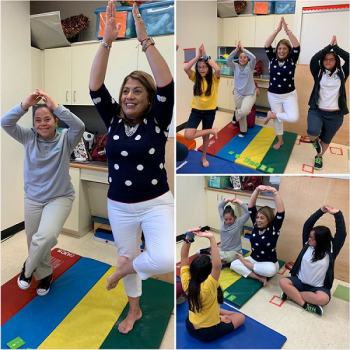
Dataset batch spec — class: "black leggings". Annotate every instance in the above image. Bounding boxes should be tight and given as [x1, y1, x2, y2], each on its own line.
[185, 317, 235, 343]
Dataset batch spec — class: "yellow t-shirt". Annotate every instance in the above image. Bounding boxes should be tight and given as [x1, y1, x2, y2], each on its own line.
[189, 71, 220, 110]
[181, 265, 221, 328]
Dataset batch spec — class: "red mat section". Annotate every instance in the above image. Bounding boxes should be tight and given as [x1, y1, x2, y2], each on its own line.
[197, 122, 240, 156]
[1, 248, 81, 325]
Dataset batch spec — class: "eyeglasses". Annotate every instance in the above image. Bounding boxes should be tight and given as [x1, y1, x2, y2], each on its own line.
[323, 58, 335, 62]
[308, 235, 315, 241]
[197, 65, 208, 70]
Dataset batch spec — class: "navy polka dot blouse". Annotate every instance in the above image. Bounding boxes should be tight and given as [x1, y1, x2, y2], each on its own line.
[90, 81, 174, 203]
[249, 206, 285, 263]
[265, 45, 300, 94]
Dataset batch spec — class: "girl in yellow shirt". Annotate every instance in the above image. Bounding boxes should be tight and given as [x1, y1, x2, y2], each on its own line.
[180, 227, 245, 342]
[183, 44, 221, 168]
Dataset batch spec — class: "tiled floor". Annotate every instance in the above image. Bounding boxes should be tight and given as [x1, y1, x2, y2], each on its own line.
[176, 232, 350, 349]
[1, 230, 174, 349]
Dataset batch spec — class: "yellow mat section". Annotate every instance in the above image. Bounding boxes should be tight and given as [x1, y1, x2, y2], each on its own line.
[235, 127, 276, 169]
[38, 267, 128, 349]
[219, 267, 242, 290]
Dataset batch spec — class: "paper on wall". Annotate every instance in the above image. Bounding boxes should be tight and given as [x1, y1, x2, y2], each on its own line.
[30, 11, 71, 50]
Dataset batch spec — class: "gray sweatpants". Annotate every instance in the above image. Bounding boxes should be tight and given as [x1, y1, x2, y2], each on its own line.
[24, 196, 74, 280]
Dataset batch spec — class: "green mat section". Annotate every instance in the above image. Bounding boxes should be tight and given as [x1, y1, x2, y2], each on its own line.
[258, 132, 297, 174]
[333, 284, 349, 302]
[100, 278, 173, 349]
[224, 260, 285, 308]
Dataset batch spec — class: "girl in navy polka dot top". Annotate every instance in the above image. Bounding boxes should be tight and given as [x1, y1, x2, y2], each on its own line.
[263, 16, 300, 150]
[230, 185, 285, 287]
[89, 1, 174, 334]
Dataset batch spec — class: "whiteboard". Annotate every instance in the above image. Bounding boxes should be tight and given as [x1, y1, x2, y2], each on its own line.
[299, 10, 349, 64]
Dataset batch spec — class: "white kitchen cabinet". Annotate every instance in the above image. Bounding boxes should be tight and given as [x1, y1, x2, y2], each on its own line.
[217, 17, 224, 47]
[205, 190, 224, 231]
[222, 18, 239, 47]
[31, 47, 45, 92]
[254, 15, 275, 47]
[44, 47, 72, 104]
[62, 167, 93, 236]
[217, 77, 235, 111]
[238, 16, 256, 47]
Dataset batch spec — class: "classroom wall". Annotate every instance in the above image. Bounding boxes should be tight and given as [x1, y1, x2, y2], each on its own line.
[1, 1, 32, 230]
[176, 176, 206, 235]
[176, 0, 218, 127]
[278, 176, 349, 282]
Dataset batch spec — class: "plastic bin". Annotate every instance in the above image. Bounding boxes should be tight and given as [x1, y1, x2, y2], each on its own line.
[216, 59, 234, 76]
[207, 176, 231, 189]
[139, 0, 174, 36]
[252, 1, 275, 15]
[94, 6, 136, 40]
[275, 1, 296, 14]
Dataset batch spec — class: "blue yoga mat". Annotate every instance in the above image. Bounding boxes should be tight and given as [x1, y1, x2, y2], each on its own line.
[176, 301, 287, 349]
[176, 150, 261, 174]
[1, 258, 110, 349]
[215, 125, 263, 162]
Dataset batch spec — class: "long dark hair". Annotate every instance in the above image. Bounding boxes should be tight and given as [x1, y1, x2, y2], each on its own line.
[224, 205, 235, 218]
[319, 51, 341, 76]
[193, 58, 213, 97]
[311, 226, 333, 262]
[187, 255, 224, 313]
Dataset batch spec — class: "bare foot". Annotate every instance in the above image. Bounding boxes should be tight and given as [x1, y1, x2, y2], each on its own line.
[212, 127, 218, 140]
[118, 308, 142, 334]
[259, 276, 268, 287]
[201, 159, 209, 167]
[264, 111, 276, 125]
[273, 141, 284, 150]
[106, 256, 128, 291]
[235, 253, 244, 262]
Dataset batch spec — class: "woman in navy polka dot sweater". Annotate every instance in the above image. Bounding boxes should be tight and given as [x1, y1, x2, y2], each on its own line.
[89, 1, 174, 334]
[263, 16, 300, 150]
[230, 185, 285, 287]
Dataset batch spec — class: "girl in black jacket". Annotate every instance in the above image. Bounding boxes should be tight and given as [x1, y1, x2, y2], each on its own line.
[279, 205, 346, 316]
[307, 35, 349, 171]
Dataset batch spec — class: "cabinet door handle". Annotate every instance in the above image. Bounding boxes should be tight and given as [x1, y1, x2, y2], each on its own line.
[217, 194, 219, 201]
[66, 91, 69, 102]
[73, 91, 76, 102]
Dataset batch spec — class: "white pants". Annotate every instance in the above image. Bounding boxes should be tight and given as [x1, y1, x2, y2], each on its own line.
[234, 91, 257, 133]
[24, 196, 74, 280]
[230, 255, 279, 278]
[268, 90, 299, 135]
[108, 191, 174, 298]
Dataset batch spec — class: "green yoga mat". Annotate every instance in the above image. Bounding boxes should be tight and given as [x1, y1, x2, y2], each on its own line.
[258, 132, 298, 174]
[100, 278, 173, 349]
[333, 284, 349, 302]
[224, 260, 285, 308]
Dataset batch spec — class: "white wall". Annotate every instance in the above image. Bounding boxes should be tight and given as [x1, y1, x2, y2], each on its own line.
[176, 176, 206, 235]
[176, 0, 218, 127]
[1, 1, 32, 230]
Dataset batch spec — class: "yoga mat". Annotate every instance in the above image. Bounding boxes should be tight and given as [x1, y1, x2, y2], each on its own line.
[235, 127, 277, 170]
[258, 131, 298, 174]
[333, 284, 349, 302]
[176, 301, 287, 349]
[197, 122, 240, 156]
[1, 248, 81, 325]
[215, 125, 263, 162]
[100, 278, 174, 349]
[1, 258, 110, 349]
[220, 160, 264, 174]
[38, 266, 128, 349]
[219, 267, 242, 291]
[224, 260, 285, 308]
[176, 150, 228, 174]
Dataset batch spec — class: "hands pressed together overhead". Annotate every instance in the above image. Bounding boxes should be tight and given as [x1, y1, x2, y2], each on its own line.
[22, 89, 57, 111]
[321, 205, 340, 215]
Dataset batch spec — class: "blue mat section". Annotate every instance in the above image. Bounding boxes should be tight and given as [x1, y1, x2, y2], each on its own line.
[220, 161, 263, 174]
[215, 125, 263, 162]
[176, 150, 228, 173]
[1, 258, 110, 349]
[176, 301, 287, 349]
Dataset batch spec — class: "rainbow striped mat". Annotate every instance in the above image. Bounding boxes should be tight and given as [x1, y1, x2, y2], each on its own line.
[198, 123, 297, 174]
[1, 249, 173, 349]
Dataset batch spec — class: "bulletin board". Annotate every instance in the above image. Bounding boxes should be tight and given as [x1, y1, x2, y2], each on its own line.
[299, 4, 349, 64]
